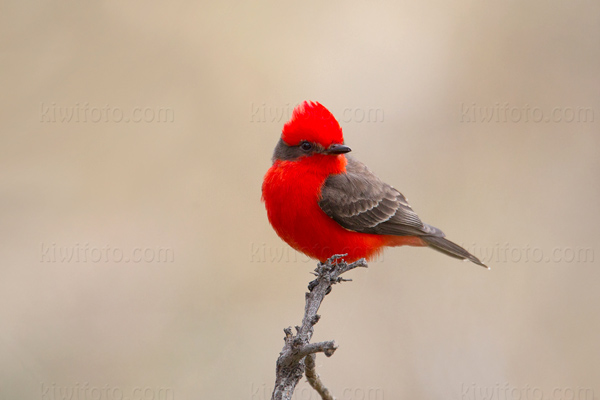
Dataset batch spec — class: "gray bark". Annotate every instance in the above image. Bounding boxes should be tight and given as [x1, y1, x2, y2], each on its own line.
[271, 255, 368, 400]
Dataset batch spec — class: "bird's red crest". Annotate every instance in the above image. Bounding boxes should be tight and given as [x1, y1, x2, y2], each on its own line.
[281, 101, 344, 147]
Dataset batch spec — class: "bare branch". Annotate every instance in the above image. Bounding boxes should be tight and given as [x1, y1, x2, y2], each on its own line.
[305, 354, 335, 400]
[270, 255, 368, 400]
[291, 341, 337, 364]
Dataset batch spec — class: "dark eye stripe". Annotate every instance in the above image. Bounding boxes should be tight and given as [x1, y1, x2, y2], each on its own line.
[272, 139, 326, 162]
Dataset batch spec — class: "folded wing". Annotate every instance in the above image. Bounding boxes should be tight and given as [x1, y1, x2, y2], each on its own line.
[318, 158, 443, 237]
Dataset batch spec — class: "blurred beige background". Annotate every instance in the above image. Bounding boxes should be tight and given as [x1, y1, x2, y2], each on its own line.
[1, 1, 599, 399]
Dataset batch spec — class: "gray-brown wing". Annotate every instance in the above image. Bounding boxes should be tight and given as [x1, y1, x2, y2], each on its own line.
[318, 158, 444, 237]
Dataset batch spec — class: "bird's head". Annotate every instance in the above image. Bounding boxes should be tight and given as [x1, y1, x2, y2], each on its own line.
[272, 101, 351, 163]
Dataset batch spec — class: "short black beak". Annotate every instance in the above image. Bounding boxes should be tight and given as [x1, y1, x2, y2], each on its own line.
[326, 144, 352, 155]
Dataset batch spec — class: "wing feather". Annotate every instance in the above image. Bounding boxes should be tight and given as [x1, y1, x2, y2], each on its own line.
[318, 158, 445, 237]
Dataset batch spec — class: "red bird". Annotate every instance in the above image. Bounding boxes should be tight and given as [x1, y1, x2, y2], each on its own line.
[262, 101, 487, 268]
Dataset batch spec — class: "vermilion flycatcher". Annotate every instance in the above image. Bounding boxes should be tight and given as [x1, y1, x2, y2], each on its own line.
[262, 101, 487, 268]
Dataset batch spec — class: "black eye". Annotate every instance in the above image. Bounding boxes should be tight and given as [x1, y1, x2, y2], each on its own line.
[300, 142, 313, 151]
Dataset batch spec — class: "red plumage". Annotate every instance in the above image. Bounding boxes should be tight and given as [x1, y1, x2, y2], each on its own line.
[281, 101, 344, 147]
[262, 101, 487, 267]
[262, 152, 409, 262]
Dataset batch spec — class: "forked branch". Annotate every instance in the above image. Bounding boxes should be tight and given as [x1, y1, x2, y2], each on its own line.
[271, 254, 368, 400]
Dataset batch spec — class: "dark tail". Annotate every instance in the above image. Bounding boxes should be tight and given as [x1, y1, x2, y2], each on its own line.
[421, 236, 488, 269]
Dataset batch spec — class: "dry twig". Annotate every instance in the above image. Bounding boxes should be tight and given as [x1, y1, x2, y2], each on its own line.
[271, 254, 368, 400]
